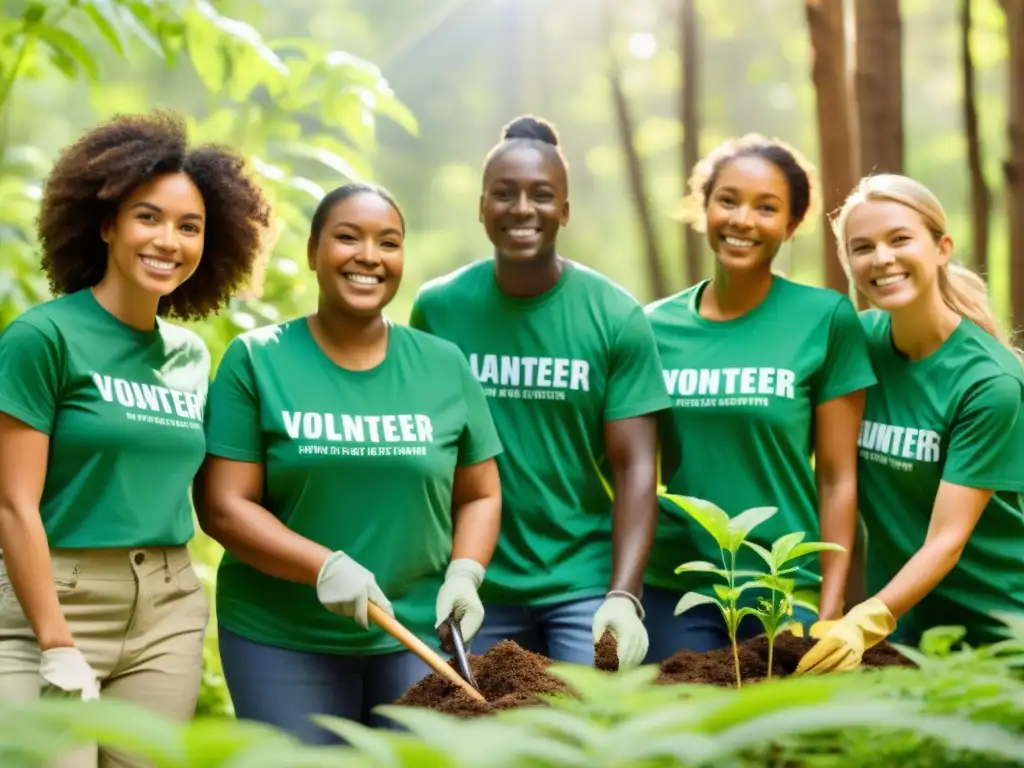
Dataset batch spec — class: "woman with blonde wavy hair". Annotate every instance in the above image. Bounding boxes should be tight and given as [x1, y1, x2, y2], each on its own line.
[798, 174, 1024, 675]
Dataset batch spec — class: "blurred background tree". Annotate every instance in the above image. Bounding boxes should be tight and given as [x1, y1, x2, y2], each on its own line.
[1, 0, 1021, 717]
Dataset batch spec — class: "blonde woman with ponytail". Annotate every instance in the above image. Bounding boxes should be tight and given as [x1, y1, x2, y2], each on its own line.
[798, 174, 1024, 675]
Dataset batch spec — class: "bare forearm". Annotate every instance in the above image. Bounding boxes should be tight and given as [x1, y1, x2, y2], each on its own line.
[199, 500, 331, 586]
[817, 479, 857, 619]
[608, 464, 658, 596]
[875, 538, 963, 619]
[451, 494, 500, 566]
[0, 506, 72, 650]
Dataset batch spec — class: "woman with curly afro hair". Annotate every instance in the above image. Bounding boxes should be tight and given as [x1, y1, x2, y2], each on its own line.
[0, 110, 271, 765]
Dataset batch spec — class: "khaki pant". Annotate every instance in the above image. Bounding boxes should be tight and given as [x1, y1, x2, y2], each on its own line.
[0, 546, 210, 768]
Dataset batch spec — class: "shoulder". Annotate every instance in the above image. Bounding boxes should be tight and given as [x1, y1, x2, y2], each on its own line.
[392, 324, 470, 366]
[950, 321, 1024, 393]
[218, 319, 302, 369]
[644, 284, 700, 323]
[156, 320, 209, 358]
[3, 293, 84, 339]
[776, 278, 855, 315]
[567, 262, 643, 308]
[414, 259, 493, 306]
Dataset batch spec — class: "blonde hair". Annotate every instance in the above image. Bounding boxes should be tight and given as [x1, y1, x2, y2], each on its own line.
[832, 174, 1021, 358]
[676, 133, 821, 235]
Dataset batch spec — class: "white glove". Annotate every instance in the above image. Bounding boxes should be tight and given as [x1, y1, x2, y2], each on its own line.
[39, 647, 100, 701]
[434, 558, 486, 642]
[316, 551, 394, 630]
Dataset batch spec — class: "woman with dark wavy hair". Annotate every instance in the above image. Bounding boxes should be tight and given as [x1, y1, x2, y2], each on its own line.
[0, 110, 271, 767]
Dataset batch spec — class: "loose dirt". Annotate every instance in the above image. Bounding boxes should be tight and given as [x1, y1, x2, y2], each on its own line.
[397, 632, 916, 718]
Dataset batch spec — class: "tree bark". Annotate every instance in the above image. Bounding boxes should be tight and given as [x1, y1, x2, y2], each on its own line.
[853, 0, 904, 176]
[1003, 0, 1024, 338]
[805, 0, 856, 297]
[603, 2, 667, 299]
[680, 0, 702, 286]
[962, 0, 991, 275]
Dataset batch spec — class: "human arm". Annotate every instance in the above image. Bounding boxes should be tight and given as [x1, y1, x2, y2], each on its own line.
[813, 389, 865, 620]
[435, 358, 503, 646]
[0, 323, 98, 699]
[799, 375, 1022, 674]
[0, 413, 74, 651]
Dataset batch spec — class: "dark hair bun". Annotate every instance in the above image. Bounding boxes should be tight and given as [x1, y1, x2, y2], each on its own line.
[502, 115, 560, 146]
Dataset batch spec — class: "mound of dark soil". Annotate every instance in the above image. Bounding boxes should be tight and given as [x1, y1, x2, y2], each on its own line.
[398, 633, 916, 718]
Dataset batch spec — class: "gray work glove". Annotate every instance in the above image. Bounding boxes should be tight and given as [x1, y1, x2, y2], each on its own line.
[316, 551, 394, 630]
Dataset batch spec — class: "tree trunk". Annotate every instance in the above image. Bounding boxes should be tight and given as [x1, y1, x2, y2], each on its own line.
[853, 0, 904, 175]
[603, 1, 667, 299]
[805, 0, 856, 297]
[680, 0, 702, 286]
[1003, 0, 1024, 338]
[962, 0, 991, 275]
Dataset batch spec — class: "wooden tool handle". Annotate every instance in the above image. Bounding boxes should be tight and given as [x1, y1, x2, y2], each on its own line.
[368, 602, 486, 703]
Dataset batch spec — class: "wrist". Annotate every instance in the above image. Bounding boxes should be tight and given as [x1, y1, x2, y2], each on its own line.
[606, 590, 645, 620]
[37, 632, 75, 652]
[445, 558, 485, 588]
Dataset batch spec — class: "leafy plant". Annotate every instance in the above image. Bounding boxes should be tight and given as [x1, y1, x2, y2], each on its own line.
[662, 495, 844, 687]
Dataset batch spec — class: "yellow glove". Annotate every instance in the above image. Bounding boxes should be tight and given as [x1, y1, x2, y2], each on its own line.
[795, 598, 896, 675]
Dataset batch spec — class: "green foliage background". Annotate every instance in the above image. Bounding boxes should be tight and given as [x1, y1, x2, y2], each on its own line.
[1, 0, 1020, 724]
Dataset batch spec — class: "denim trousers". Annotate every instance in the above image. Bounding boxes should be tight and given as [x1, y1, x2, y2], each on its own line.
[641, 584, 819, 663]
[469, 595, 605, 665]
[218, 626, 431, 745]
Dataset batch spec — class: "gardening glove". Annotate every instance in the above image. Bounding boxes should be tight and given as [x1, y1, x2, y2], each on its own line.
[435, 558, 486, 643]
[795, 598, 896, 675]
[592, 592, 649, 670]
[39, 647, 100, 701]
[316, 551, 394, 630]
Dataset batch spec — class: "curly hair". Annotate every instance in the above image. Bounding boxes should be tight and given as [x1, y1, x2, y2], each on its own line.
[676, 133, 820, 235]
[37, 110, 273, 320]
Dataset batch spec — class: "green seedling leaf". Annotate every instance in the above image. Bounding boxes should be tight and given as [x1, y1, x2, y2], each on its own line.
[918, 625, 969, 657]
[713, 584, 742, 603]
[661, 494, 732, 550]
[786, 541, 847, 562]
[770, 531, 806, 568]
[673, 559, 722, 575]
[741, 540, 773, 568]
[729, 505, 778, 538]
[674, 591, 718, 616]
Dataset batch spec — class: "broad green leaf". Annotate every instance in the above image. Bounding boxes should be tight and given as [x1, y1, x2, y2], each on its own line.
[194, 0, 287, 76]
[373, 91, 419, 136]
[792, 588, 820, 613]
[673, 559, 720, 574]
[117, 2, 166, 59]
[786, 541, 847, 562]
[741, 540, 773, 568]
[660, 494, 732, 550]
[310, 715, 408, 767]
[674, 591, 718, 616]
[184, 10, 225, 91]
[37, 26, 99, 80]
[713, 584, 741, 603]
[546, 661, 660, 702]
[770, 531, 806, 568]
[919, 625, 969, 657]
[82, 0, 126, 57]
[727, 505, 778, 542]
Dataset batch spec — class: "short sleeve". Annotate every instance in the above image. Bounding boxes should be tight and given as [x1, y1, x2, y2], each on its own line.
[943, 374, 1024, 491]
[0, 322, 62, 434]
[204, 337, 263, 462]
[456, 356, 503, 466]
[813, 298, 878, 405]
[604, 305, 672, 421]
[408, 291, 433, 334]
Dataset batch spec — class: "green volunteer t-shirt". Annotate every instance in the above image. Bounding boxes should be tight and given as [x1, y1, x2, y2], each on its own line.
[0, 289, 208, 548]
[205, 319, 502, 655]
[858, 310, 1024, 645]
[409, 259, 671, 606]
[644, 277, 877, 597]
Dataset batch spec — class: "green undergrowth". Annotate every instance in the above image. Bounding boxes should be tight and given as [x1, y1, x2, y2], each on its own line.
[2, 622, 1024, 768]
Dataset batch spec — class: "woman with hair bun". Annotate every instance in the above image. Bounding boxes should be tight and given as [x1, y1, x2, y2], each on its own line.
[0, 110, 271, 766]
[642, 134, 876, 662]
[798, 174, 1024, 674]
[410, 115, 670, 670]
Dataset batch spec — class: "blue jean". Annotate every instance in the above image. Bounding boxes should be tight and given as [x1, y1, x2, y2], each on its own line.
[641, 585, 819, 663]
[219, 627, 431, 745]
[470, 596, 605, 665]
